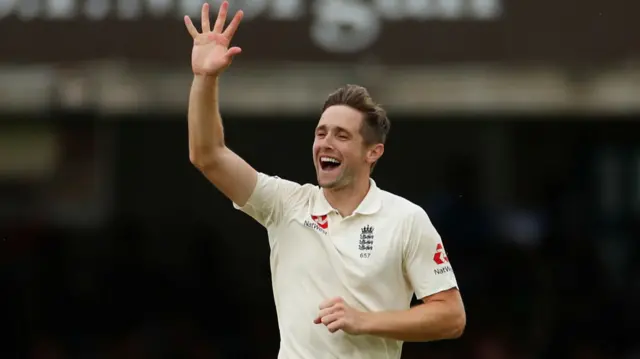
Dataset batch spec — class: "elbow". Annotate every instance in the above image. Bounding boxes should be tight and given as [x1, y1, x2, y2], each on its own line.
[189, 146, 223, 170]
[190, 155, 218, 171]
[189, 152, 208, 169]
[447, 309, 466, 339]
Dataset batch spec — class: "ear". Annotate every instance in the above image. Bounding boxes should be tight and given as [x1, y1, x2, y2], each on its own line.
[366, 144, 384, 165]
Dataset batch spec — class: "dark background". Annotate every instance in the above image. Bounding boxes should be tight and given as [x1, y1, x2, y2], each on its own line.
[2, 113, 639, 359]
[1, 0, 639, 357]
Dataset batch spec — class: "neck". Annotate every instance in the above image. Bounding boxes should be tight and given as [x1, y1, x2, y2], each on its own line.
[323, 175, 371, 217]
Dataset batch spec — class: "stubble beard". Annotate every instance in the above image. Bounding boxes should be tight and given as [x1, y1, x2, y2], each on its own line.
[318, 166, 350, 189]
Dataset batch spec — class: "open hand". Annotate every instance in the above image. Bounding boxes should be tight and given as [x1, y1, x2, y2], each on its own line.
[184, 2, 244, 76]
[314, 297, 366, 335]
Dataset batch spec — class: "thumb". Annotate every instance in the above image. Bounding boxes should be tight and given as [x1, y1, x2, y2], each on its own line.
[226, 46, 242, 59]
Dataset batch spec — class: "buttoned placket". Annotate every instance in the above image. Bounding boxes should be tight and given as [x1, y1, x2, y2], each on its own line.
[328, 210, 361, 243]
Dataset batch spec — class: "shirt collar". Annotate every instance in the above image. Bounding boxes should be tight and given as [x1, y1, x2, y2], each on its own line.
[310, 178, 382, 216]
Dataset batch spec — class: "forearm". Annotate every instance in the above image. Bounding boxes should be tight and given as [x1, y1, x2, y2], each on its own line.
[361, 300, 465, 342]
[188, 75, 225, 163]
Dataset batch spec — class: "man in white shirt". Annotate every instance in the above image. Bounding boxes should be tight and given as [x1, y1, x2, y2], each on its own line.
[184, 2, 466, 358]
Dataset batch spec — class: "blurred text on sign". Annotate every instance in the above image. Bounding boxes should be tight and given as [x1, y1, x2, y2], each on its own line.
[3, 0, 636, 65]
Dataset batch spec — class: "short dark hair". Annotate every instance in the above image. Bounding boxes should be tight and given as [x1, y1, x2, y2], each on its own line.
[322, 84, 391, 173]
[322, 84, 391, 146]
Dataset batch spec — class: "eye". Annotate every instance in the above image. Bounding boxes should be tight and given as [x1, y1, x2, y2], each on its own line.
[337, 131, 350, 140]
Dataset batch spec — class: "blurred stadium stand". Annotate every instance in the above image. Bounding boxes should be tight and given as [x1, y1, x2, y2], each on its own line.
[1, 0, 639, 358]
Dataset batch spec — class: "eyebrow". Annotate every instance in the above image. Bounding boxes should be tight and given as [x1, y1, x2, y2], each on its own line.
[316, 125, 351, 134]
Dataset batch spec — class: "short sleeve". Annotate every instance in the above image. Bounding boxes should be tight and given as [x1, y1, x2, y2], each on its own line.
[233, 172, 306, 228]
[404, 208, 459, 300]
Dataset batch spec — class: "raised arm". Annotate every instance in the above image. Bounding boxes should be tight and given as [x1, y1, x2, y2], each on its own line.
[184, 2, 255, 207]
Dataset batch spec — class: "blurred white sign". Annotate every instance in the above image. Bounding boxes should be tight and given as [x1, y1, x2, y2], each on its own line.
[0, 0, 502, 53]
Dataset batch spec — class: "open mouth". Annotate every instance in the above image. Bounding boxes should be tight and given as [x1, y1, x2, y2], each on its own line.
[320, 156, 342, 171]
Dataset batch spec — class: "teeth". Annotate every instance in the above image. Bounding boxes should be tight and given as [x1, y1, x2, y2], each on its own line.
[320, 157, 341, 164]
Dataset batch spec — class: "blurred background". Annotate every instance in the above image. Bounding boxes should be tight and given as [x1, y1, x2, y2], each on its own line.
[1, 0, 639, 358]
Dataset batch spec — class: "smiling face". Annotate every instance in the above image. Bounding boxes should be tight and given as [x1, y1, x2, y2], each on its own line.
[313, 105, 383, 189]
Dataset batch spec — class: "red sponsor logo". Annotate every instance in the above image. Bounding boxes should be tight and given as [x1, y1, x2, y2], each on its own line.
[311, 215, 328, 230]
[433, 243, 449, 265]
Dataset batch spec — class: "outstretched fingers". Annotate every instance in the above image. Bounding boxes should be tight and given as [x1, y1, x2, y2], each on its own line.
[223, 10, 244, 39]
[213, 1, 229, 34]
[201, 2, 211, 33]
[226, 46, 242, 59]
[184, 16, 199, 38]
[184, 2, 243, 49]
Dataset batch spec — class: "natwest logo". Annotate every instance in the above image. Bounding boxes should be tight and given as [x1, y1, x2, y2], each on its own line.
[304, 214, 328, 234]
[433, 243, 449, 265]
[311, 214, 328, 230]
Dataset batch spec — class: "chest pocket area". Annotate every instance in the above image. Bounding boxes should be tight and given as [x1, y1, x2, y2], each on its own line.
[276, 214, 332, 274]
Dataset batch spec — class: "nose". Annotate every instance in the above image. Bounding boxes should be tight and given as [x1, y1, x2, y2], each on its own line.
[316, 135, 335, 150]
[322, 132, 339, 147]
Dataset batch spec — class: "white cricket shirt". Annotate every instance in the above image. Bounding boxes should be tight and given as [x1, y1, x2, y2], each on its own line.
[234, 173, 458, 359]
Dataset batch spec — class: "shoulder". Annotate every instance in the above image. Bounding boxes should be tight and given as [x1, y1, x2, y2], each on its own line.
[376, 189, 438, 239]
[258, 173, 316, 194]
[263, 173, 318, 207]
[296, 182, 320, 200]
[378, 189, 430, 223]
[250, 173, 319, 210]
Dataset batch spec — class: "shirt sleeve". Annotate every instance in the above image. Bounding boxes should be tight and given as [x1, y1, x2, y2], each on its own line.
[233, 172, 305, 228]
[404, 208, 459, 300]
